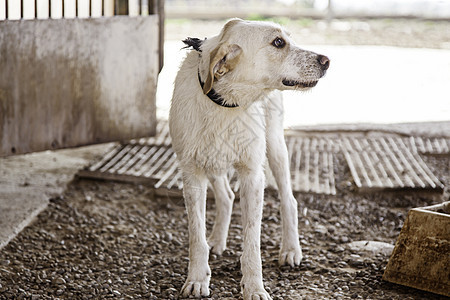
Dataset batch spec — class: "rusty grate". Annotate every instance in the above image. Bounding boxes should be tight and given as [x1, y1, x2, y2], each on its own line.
[341, 137, 444, 192]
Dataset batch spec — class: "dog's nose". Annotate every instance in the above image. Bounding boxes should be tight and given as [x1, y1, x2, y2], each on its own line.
[317, 55, 330, 70]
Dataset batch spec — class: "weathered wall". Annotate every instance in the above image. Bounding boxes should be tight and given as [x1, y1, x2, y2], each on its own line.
[0, 16, 158, 156]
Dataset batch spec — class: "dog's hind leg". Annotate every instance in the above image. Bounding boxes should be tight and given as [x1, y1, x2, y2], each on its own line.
[267, 132, 302, 267]
[180, 171, 211, 298]
[208, 174, 235, 255]
[265, 94, 302, 267]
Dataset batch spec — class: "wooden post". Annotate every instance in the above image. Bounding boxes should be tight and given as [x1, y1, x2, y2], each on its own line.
[115, 0, 128, 15]
[158, 0, 164, 73]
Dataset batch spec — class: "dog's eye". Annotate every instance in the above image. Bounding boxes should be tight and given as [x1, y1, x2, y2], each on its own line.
[272, 37, 286, 49]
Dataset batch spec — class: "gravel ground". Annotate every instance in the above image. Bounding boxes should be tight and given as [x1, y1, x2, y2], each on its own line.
[0, 149, 448, 300]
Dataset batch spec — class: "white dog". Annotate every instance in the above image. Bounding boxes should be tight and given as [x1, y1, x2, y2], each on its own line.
[169, 19, 329, 300]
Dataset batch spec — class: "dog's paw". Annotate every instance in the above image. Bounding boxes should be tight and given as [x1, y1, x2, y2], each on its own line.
[242, 284, 272, 300]
[207, 237, 226, 255]
[245, 291, 272, 300]
[181, 279, 210, 298]
[279, 246, 303, 267]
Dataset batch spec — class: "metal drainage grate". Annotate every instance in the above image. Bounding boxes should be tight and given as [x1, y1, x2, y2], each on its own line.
[151, 135, 339, 196]
[80, 124, 338, 196]
[80, 121, 444, 195]
[408, 137, 450, 155]
[341, 137, 444, 192]
[286, 136, 338, 195]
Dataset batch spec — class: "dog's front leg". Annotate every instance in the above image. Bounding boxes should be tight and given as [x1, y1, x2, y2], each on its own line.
[239, 168, 272, 300]
[267, 132, 302, 267]
[180, 172, 211, 298]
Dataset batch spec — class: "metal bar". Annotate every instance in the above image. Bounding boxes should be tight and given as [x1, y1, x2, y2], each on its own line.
[112, 145, 141, 174]
[370, 151, 394, 188]
[20, 0, 23, 19]
[354, 150, 372, 187]
[353, 138, 364, 152]
[155, 156, 178, 189]
[310, 137, 317, 152]
[362, 150, 383, 187]
[62, 0, 65, 18]
[373, 139, 403, 187]
[304, 146, 310, 192]
[143, 147, 173, 177]
[129, 146, 157, 176]
[322, 152, 330, 195]
[425, 138, 433, 153]
[343, 138, 371, 188]
[397, 139, 441, 188]
[286, 136, 295, 169]
[49, 0, 51, 18]
[88, 145, 123, 172]
[136, 146, 165, 176]
[293, 138, 302, 191]
[411, 137, 424, 153]
[408, 136, 418, 153]
[153, 154, 178, 186]
[89, 0, 92, 17]
[379, 137, 412, 186]
[442, 138, 450, 153]
[342, 149, 361, 188]
[433, 138, 442, 153]
[342, 137, 354, 152]
[166, 170, 182, 190]
[319, 138, 326, 152]
[101, 0, 104, 16]
[312, 151, 320, 193]
[117, 145, 150, 175]
[75, 0, 78, 17]
[328, 152, 336, 195]
[99, 145, 132, 173]
[388, 137, 425, 188]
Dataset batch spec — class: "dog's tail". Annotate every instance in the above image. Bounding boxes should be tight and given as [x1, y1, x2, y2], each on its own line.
[182, 37, 205, 52]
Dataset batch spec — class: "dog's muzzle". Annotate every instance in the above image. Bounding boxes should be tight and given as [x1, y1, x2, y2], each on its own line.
[282, 54, 330, 88]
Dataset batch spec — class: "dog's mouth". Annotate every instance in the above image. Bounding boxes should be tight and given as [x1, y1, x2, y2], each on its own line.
[282, 79, 318, 88]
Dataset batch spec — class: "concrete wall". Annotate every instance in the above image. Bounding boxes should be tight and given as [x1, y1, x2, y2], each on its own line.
[0, 16, 158, 156]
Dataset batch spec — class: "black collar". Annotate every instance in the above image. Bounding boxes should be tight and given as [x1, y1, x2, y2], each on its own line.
[197, 72, 239, 108]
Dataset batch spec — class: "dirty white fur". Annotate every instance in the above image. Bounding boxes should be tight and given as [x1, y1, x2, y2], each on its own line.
[169, 19, 329, 300]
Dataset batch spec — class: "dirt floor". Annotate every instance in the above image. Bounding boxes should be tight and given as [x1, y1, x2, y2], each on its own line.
[0, 146, 448, 300]
[1, 18, 450, 300]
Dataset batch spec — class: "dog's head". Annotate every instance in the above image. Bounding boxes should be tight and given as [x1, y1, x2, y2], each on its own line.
[193, 19, 329, 95]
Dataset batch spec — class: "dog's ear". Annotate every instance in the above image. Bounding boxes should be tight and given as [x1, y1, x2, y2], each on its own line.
[203, 43, 242, 95]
